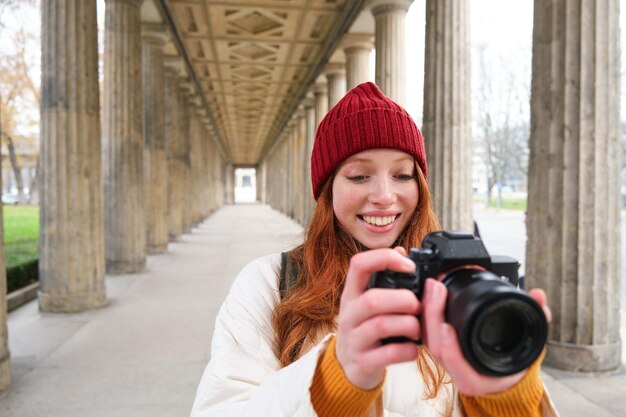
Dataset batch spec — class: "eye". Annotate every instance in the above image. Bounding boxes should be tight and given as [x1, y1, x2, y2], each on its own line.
[395, 174, 416, 182]
[347, 175, 368, 183]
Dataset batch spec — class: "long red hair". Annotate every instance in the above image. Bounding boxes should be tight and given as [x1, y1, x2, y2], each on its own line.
[271, 165, 448, 398]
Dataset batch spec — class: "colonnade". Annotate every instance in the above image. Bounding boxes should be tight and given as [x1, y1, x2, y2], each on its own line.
[35, 0, 225, 316]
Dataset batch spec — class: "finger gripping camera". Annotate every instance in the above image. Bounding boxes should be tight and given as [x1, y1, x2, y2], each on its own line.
[369, 231, 548, 376]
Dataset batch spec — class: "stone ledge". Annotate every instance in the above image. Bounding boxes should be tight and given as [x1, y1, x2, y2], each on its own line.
[7, 282, 39, 312]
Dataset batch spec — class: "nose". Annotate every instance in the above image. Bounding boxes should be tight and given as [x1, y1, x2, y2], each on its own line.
[368, 177, 396, 206]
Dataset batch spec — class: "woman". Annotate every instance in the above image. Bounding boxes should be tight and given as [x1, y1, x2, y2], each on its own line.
[190, 82, 558, 417]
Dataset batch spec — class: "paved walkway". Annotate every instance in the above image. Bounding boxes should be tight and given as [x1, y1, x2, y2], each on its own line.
[1, 204, 625, 416]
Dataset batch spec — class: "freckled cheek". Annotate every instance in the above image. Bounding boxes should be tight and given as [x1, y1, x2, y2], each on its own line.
[402, 184, 419, 208]
[332, 193, 359, 224]
[333, 188, 361, 226]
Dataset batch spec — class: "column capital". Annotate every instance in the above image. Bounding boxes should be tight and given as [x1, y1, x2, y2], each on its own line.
[312, 82, 328, 95]
[340, 33, 375, 54]
[163, 67, 179, 79]
[367, 0, 414, 15]
[187, 94, 202, 107]
[324, 62, 346, 77]
[105, 0, 142, 5]
[141, 23, 170, 45]
[300, 97, 315, 110]
[297, 105, 308, 117]
[196, 106, 207, 118]
[297, 104, 309, 114]
[164, 56, 186, 76]
[286, 117, 298, 128]
[178, 79, 194, 93]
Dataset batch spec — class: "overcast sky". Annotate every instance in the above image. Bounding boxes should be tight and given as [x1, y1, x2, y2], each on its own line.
[405, 1, 533, 125]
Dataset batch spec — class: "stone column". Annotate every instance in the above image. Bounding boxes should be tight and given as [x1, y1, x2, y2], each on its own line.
[264, 156, 272, 208]
[258, 161, 267, 204]
[325, 64, 347, 108]
[141, 24, 169, 254]
[186, 105, 197, 223]
[225, 163, 235, 204]
[163, 67, 183, 241]
[303, 96, 316, 225]
[313, 82, 329, 127]
[422, 0, 473, 231]
[268, 139, 278, 210]
[200, 118, 210, 216]
[39, 0, 106, 311]
[207, 127, 217, 210]
[342, 34, 374, 89]
[286, 119, 297, 217]
[281, 128, 290, 214]
[270, 134, 280, 211]
[191, 107, 205, 225]
[295, 108, 307, 225]
[177, 83, 193, 232]
[103, 0, 145, 273]
[213, 142, 225, 208]
[527, 0, 621, 372]
[368, 0, 413, 106]
[0, 127, 9, 390]
[308, 82, 327, 220]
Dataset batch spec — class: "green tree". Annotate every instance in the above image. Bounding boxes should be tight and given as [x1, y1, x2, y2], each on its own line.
[0, 4, 40, 205]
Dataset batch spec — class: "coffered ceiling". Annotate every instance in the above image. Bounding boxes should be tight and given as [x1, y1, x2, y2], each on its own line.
[150, 0, 367, 166]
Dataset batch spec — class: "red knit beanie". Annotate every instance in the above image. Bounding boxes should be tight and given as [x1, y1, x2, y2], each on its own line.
[311, 82, 427, 200]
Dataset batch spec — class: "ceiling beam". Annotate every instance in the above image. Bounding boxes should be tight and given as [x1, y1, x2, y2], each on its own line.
[258, 0, 366, 162]
[156, 0, 232, 162]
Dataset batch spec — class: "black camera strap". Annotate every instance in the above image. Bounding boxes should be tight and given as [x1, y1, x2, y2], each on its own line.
[279, 250, 300, 300]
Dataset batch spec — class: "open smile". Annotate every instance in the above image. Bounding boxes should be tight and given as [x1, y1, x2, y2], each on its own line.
[356, 214, 401, 232]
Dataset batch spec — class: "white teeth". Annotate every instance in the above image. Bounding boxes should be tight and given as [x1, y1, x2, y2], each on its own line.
[362, 215, 396, 226]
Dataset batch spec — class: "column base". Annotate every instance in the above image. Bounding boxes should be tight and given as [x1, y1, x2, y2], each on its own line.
[106, 259, 146, 275]
[168, 233, 181, 242]
[148, 243, 168, 255]
[545, 340, 622, 372]
[0, 352, 10, 390]
[38, 289, 107, 313]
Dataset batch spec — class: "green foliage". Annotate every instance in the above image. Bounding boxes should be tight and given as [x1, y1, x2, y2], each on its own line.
[3, 205, 39, 292]
[6, 259, 37, 293]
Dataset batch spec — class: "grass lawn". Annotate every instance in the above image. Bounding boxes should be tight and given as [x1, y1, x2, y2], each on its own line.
[3, 205, 39, 269]
[474, 195, 528, 211]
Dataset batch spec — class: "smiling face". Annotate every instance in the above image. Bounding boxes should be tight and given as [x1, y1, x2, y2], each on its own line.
[332, 149, 419, 249]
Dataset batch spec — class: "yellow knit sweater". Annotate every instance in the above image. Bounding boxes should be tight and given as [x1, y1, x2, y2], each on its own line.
[310, 336, 545, 417]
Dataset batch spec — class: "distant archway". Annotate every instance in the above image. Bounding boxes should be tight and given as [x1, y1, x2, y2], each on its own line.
[234, 168, 257, 203]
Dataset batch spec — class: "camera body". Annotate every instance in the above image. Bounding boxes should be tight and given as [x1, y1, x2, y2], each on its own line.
[369, 231, 547, 376]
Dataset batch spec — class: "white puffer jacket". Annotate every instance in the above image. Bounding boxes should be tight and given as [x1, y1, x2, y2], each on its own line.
[190, 254, 559, 417]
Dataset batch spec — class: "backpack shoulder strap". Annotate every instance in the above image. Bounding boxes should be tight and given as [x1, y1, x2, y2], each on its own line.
[278, 250, 307, 361]
[279, 250, 300, 300]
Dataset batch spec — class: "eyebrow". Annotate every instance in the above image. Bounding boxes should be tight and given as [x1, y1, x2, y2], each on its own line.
[345, 156, 414, 165]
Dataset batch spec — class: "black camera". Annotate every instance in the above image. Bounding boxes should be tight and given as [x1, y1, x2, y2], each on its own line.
[368, 231, 548, 376]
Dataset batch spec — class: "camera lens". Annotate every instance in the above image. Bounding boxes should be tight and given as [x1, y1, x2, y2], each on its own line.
[442, 269, 548, 376]
[469, 297, 545, 375]
[478, 306, 524, 353]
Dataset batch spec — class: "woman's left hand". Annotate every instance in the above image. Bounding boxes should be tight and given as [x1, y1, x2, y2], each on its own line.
[421, 279, 552, 396]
